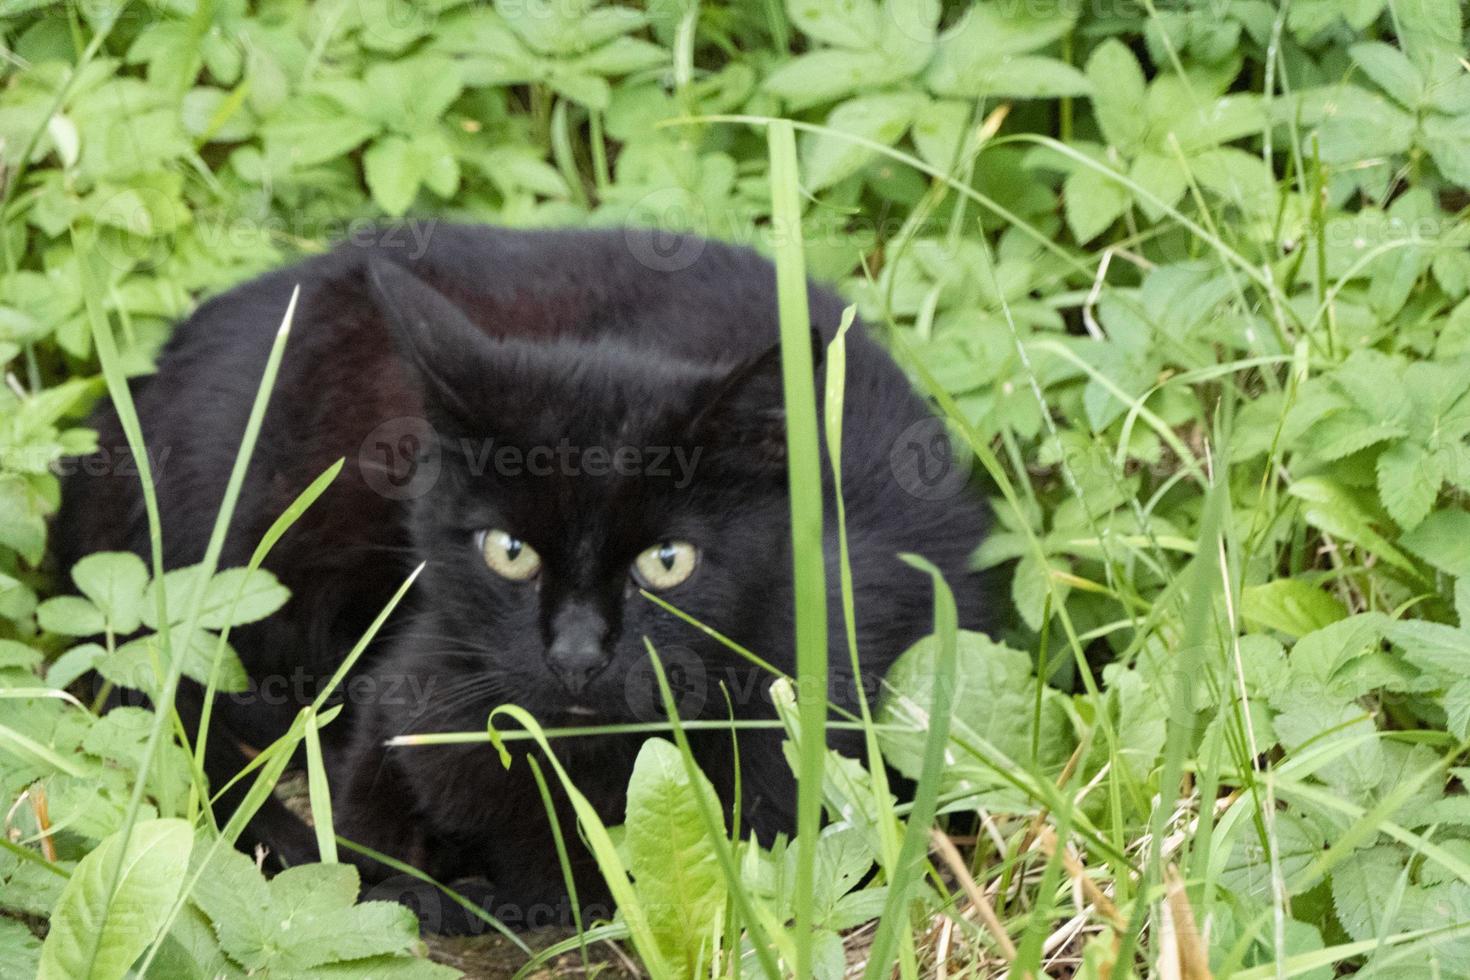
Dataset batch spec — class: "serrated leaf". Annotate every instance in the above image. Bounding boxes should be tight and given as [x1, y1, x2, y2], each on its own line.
[1086, 39, 1147, 152]
[1331, 846, 1405, 942]
[1385, 619, 1470, 677]
[1349, 42, 1424, 107]
[1288, 477, 1415, 572]
[0, 919, 41, 980]
[70, 551, 149, 634]
[38, 818, 193, 980]
[198, 567, 291, 630]
[1377, 439, 1442, 530]
[1401, 509, 1470, 576]
[626, 737, 727, 978]
[1241, 579, 1347, 638]
[803, 92, 925, 191]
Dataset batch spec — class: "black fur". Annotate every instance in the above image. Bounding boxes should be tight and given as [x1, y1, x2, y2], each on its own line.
[56, 224, 986, 930]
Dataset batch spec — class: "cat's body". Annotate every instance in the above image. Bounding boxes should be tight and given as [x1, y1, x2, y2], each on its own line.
[57, 224, 986, 929]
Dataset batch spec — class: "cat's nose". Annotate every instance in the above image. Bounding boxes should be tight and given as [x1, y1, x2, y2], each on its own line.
[547, 604, 611, 696]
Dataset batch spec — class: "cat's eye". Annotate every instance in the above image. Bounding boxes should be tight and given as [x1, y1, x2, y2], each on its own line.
[476, 529, 542, 581]
[632, 540, 698, 591]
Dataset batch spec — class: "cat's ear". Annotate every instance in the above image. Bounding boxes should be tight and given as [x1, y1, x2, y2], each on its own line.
[366, 256, 488, 426]
[689, 329, 824, 469]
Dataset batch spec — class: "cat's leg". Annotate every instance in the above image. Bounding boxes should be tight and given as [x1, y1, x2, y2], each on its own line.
[172, 678, 319, 869]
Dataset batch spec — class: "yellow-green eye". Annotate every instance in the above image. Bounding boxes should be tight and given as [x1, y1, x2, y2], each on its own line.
[632, 540, 698, 591]
[477, 529, 541, 581]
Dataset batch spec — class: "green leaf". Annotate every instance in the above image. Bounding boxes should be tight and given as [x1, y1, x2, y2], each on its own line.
[1288, 477, 1415, 572]
[71, 551, 148, 634]
[1422, 112, 1470, 186]
[38, 818, 193, 980]
[1385, 619, 1470, 677]
[1401, 508, 1470, 576]
[0, 474, 46, 565]
[259, 97, 380, 169]
[763, 49, 904, 109]
[787, 0, 881, 49]
[1064, 165, 1129, 242]
[1241, 579, 1348, 638]
[803, 92, 925, 191]
[1446, 680, 1470, 740]
[910, 97, 969, 171]
[926, 2, 1076, 97]
[1377, 439, 1443, 530]
[1349, 42, 1424, 107]
[1285, 613, 1387, 695]
[1331, 846, 1405, 942]
[36, 595, 105, 636]
[0, 919, 41, 980]
[364, 136, 422, 216]
[626, 737, 727, 977]
[198, 567, 291, 630]
[1086, 39, 1147, 152]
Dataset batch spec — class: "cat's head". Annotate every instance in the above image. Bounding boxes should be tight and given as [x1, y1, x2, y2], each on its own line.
[366, 257, 811, 727]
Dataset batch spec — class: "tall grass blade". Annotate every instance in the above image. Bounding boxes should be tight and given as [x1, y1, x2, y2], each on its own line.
[863, 555, 958, 979]
[766, 117, 828, 980]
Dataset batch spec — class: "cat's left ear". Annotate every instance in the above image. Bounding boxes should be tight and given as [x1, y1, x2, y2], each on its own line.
[689, 329, 824, 469]
[366, 256, 489, 427]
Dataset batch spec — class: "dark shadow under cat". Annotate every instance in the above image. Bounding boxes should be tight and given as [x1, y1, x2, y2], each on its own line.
[56, 224, 987, 932]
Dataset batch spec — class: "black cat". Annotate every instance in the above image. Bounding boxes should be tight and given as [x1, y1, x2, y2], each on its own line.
[56, 224, 986, 930]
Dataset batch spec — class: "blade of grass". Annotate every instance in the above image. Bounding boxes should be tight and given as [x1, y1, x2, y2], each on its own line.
[863, 555, 958, 979]
[486, 705, 674, 979]
[766, 117, 828, 980]
[192, 458, 345, 821]
[302, 706, 336, 863]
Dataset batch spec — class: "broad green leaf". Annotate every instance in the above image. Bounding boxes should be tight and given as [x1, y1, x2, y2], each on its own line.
[1349, 42, 1424, 107]
[1064, 166, 1129, 242]
[1285, 613, 1387, 695]
[910, 97, 969, 171]
[803, 92, 925, 191]
[1377, 439, 1443, 531]
[1401, 509, 1470, 576]
[0, 918, 41, 980]
[198, 567, 291, 630]
[625, 737, 727, 978]
[1422, 112, 1470, 186]
[787, 0, 881, 49]
[71, 551, 148, 634]
[1331, 845, 1406, 941]
[364, 136, 423, 216]
[1086, 39, 1147, 152]
[926, 2, 1076, 97]
[1385, 619, 1470, 677]
[38, 818, 193, 980]
[1288, 477, 1415, 572]
[1241, 579, 1347, 638]
[36, 595, 105, 636]
[763, 49, 905, 109]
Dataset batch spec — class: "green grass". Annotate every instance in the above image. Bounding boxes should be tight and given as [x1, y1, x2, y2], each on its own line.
[5, 0, 1470, 976]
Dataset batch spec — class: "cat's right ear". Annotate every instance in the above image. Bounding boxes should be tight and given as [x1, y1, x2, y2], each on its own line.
[688, 330, 824, 473]
[366, 256, 488, 427]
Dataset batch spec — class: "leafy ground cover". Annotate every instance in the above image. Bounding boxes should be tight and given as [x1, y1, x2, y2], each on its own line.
[3, 0, 1470, 976]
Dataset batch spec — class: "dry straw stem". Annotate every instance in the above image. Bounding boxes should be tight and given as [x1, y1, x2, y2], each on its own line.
[1162, 865, 1212, 980]
[1033, 826, 1125, 932]
[929, 827, 1018, 964]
